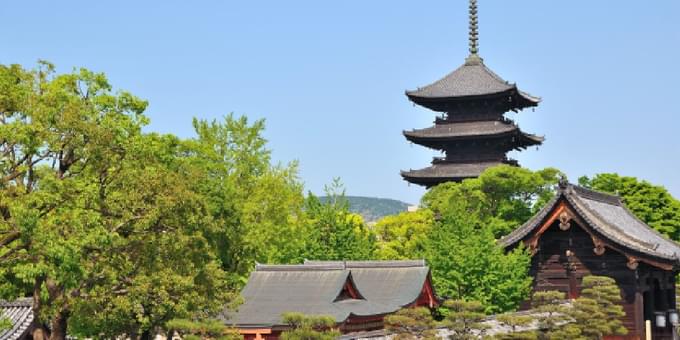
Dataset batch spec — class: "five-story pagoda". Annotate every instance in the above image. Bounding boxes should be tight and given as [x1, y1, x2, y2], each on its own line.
[401, 0, 543, 187]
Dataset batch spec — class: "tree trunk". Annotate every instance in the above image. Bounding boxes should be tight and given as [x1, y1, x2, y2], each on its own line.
[140, 329, 153, 340]
[48, 310, 68, 340]
[31, 327, 49, 340]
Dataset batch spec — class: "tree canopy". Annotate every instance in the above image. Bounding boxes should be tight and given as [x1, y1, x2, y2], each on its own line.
[297, 179, 376, 261]
[0, 62, 382, 339]
[423, 165, 561, 239]
[374, 209, 433, 260]
[0, 62, 239, 339]
[424, 196, 533, 314]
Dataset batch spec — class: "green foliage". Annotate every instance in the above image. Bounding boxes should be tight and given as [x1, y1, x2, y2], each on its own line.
[374, 209, 433, 260]
[298, 179, 376, 261]
[0, 63, 234, 338]
[384, 307, 440, 340]
[0, 317, 10, 331]
[425, 197, 533, 314]
[530, 290, 568, 339]
[443, 300, 488, 339]
[579, 173, 680, 240]
[548, 276, 627, 340]
[184, 114, 306, 281]
[493, 314, 536, 340]
[423, 165, 561, 239]
[280, 312, 339, 340]
[166, 318, 240, 340]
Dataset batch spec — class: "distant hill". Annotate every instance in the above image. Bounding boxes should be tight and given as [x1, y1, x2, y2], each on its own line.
[319, 196, 412, 223]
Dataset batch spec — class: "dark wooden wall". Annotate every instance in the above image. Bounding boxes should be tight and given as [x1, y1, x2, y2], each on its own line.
[529, 220, 640, 337]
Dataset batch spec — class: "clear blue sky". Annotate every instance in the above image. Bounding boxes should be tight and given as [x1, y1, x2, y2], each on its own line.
[3, 1, 679, 204]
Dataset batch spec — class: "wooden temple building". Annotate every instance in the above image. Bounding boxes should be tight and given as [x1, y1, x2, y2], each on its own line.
[501, 181, 680, 339]
[401, 0, 543, 187]
[226, 260, 439, 340]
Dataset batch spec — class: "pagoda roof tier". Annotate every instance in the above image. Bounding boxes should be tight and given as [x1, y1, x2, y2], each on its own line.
[405, 56, 540, 112]
[401, 160, 508, 187]
[403, 120, 543, 150]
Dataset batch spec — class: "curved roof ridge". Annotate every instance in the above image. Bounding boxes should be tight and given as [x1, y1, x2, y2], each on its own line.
[303, 259, 427, 268]
[499, 193, 562, 247]
[406, 61, 514, 99]
[569, 185, 622, 205]
[255, 263, 345, 271]
[565, 192, 659, 253]
[0, 298, 32, 308]
[501, 182, 680, 263]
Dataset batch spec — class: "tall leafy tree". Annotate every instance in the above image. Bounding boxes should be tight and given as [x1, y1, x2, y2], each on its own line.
[423, 166, 561, 239]
[183, 115, 306, 282]
[0, 63, 233, 339]
[425, 195, 532, 314]
[579, 173, 680, 240]
[373, 209, 433, 260]
[299, 179, 376, 261]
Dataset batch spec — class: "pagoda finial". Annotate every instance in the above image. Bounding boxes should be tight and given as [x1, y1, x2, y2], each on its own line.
[469, 0, 479, 55]
[465, 0, 483, 65]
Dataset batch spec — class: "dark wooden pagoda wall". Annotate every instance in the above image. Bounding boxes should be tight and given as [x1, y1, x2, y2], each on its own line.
[529, 220, 639, 335]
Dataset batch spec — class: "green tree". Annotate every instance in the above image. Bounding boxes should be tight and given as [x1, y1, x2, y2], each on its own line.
[550, 276, 627, 340]
[425, 198, 532, 314]
[0, 63, 233, 339]
[279, 312, 339, 340]
[423, 166, 561, 238]
[493, 314, 536, 340]
[165, 318, 240, 340]
[374, 209, 433, 260]
[384, 307, 440, 340]
[530, 291, 568, 339]
[299, 179, 376, 261]
[579, 173, 680, 240]
[183, 115, 306, 282]
[443, 300, 488, 340]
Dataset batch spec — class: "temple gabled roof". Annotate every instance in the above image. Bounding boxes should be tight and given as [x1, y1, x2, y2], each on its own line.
[501, 182, 680, 267]
[0, 298, 34, 340]
[401, 160, 506, 187]
[405, 56, 540, 112]
[225, 260, 435, 328]
[403, 120, 543, 149]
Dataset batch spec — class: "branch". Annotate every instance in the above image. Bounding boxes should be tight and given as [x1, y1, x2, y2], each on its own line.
[0, 244, 28, 261]
[0, 231, 21, 248]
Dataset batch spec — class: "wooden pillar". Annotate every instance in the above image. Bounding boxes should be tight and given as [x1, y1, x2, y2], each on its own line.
[636, 289, 645, 340]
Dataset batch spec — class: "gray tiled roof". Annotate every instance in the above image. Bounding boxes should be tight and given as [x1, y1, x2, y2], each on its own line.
[500, 183, 680, 263]
[225, 260, 431, 328]
[0, 298, 33, 340]
[403, 121, 543, 146]
[405, 58, 539, 105]
[401, 161, 504, 181]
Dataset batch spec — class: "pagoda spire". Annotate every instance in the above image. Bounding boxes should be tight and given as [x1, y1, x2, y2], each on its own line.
[402, 0, 543, 187]
[469, 0, 479, 55]
[465, 0, 483, 65]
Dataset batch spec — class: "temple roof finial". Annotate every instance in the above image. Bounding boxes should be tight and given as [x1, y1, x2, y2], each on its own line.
[464, 0, 483, 65]
[469, 0, 479, 55]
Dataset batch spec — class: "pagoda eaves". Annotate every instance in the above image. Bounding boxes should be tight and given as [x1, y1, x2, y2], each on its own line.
[400, 0, 544, 187]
